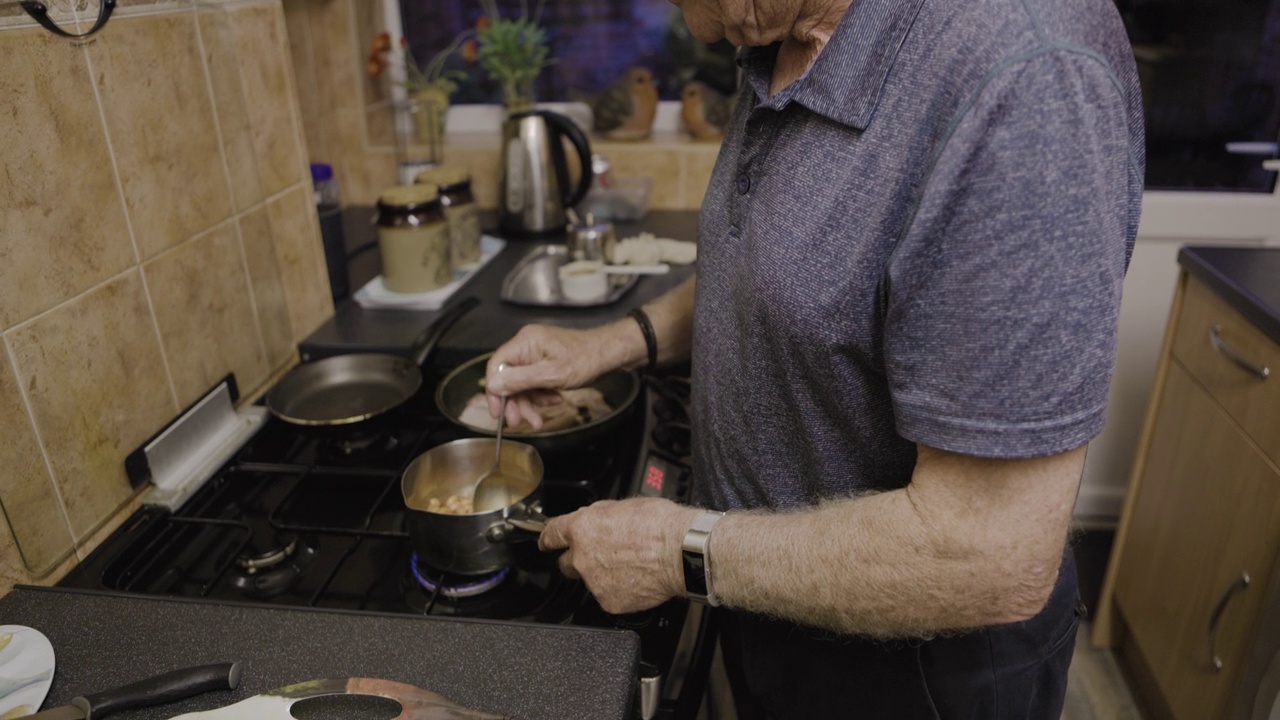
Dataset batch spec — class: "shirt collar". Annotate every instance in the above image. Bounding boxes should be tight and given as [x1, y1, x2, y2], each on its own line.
[738, 0, 926, 129]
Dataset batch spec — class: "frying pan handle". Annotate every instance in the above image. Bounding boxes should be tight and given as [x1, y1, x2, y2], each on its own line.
[410, 296, 480, 367]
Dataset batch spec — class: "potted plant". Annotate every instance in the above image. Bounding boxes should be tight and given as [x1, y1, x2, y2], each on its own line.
[369, 32, 471, 161]
[475, 0, 554, 111]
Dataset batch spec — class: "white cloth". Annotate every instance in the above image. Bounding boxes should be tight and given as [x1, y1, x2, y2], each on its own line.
[354, 235, 505, 311]
[611, 233, 697, 265]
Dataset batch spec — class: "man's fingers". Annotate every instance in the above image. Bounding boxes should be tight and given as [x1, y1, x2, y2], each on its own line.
[557, 550, 581, 580]
[539, 515, 572, 551]
[511, 395, 542, 430]
[488, 361, 565, 397]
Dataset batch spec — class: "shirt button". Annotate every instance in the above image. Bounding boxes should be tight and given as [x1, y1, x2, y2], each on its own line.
[736, 174, 751, 195]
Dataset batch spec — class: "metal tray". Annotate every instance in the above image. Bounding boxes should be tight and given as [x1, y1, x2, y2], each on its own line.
[501, 244, 639, 307]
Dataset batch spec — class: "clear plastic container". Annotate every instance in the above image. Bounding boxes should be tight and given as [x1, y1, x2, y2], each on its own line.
[310, 163, 340, 207]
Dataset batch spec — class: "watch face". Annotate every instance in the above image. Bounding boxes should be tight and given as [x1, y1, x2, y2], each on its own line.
[682, 549, 709, 598]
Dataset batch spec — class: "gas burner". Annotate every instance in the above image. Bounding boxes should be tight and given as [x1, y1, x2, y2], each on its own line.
[231, 541, 317, 598]
[318, 431, 399, 460]
[237, 530, 301, 573]
[410, 554, 510, 598]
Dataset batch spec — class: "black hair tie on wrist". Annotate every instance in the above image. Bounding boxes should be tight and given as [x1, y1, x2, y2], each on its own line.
[627, 307, 658, 373]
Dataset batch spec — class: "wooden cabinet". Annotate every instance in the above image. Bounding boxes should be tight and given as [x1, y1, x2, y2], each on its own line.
[1095, 273, 1280, 720]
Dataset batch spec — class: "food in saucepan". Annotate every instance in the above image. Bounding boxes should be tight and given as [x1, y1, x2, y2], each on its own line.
[425, 494, 474, 515]
[457, 387, 613, 433]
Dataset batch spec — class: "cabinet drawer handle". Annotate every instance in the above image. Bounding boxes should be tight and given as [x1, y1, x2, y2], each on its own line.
[1209, 325, 1270, 380]
[1207, 571, 1250, 672]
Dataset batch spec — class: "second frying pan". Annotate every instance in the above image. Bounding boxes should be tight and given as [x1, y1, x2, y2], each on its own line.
[266, 296, 479, 428]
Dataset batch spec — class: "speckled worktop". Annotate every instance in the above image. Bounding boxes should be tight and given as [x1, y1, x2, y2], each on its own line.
[0, 587, 638, 719]
[299, 210, 700, 368]
[1178, 246, 1280, 344]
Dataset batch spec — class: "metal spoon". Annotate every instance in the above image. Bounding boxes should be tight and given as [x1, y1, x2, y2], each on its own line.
[472, 394, 513, 513]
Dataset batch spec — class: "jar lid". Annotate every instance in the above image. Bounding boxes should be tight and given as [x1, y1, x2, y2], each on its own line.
[414, 165, 471, 188]
[378, 183, 440, 209]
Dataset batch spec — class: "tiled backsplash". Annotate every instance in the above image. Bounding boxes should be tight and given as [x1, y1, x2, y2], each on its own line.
[0, 0, 333, 591]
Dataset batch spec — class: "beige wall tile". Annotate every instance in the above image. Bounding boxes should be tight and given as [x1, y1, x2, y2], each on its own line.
[8, 271, 176, 540]
[282, 0, 327, 164]
[682, 146, 721, 210]
[0, 347, 74, 575]
[309, 0, 361, 122]
[0, 1, 73, 30]
[89, 13, 233, 259]
[598, 143, 686, 209]
[0, 520, 79, 596]
[144, 223, 269, 406]
[239, 209, 295, 372]
[230, 4, 304, 196]
[267, 187, 333, 341]
[197, 4, 264, 212]
[0, 29, 134, 329]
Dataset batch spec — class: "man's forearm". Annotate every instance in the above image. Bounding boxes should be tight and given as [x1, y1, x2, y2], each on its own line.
[706, 445, 1085, 638]
[605, 275, 696, 370]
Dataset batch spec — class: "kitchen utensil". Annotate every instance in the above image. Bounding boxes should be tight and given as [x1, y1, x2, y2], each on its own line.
[501, 245, 640, 308]
[0, 626, 54, 718]
[265, 296, 477, 429]
[168, 677, 506, 719]
[403, 438, 549, 575]
[471, 394, 513, 514]
[436, 353, 643, 456]
[568, 220, 616, 262]
[559, 260, 669, 303]
[499, 109, 593, 237]
[24, 662, 240, 720]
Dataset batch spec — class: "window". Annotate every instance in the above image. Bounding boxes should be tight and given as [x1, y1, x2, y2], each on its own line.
[1119, 0, 1280, 192]
[400, 0, 738, 105]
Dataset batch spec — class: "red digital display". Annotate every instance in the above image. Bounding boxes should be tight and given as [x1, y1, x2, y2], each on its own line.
[644, 465, 665, 494]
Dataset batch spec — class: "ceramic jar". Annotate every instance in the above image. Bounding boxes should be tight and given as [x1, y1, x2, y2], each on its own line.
[375, 184, 452, 293]
[415, 166, 482, 270]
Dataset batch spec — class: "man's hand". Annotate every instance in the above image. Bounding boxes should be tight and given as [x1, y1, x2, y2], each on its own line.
[484, 323, 640, 430]
[538, 498, 702, 614]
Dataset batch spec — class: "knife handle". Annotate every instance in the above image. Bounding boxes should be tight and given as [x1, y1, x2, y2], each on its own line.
[72, 662, 242, 720]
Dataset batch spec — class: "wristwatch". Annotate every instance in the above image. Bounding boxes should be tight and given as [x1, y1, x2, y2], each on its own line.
[682, 510, 726, 606]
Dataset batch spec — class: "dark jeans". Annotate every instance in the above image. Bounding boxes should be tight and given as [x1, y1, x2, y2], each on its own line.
[718, 549, 1082, 719]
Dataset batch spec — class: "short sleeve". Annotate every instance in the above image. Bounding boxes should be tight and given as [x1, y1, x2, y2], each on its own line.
[885, 49, 1136, 459]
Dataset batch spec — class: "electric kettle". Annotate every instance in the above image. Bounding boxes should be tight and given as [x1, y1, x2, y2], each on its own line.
[499, 109, 594, 236]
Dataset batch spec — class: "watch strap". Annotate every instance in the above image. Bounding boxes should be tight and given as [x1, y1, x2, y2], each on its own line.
[682, 510, 726, 606]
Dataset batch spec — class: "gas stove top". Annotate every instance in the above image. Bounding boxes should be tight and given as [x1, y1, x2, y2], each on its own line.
[59, 366, 709, 719]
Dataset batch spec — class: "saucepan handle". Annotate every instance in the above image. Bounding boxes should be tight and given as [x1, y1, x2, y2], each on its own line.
[505, 503, 549, 536]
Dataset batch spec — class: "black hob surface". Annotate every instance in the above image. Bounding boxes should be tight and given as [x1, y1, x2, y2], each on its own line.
[60, 374, 643, 624]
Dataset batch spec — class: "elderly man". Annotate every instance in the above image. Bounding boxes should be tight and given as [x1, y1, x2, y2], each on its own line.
[484, 0, 1144, 715]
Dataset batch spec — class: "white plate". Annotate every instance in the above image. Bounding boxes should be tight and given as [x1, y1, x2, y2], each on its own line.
[0, 625, 55, 718]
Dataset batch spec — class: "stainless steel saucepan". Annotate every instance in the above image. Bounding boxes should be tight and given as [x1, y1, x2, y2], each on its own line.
[401, 437, 548, 575]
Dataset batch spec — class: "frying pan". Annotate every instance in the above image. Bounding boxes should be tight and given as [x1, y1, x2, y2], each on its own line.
[435, 352, 642, 455]
[267, 296, 479, 428]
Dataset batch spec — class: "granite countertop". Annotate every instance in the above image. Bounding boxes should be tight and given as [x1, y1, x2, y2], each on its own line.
[1178, 246, 1280, 344]
[0, 587, 638, 720]
[300, 210, 700, 368]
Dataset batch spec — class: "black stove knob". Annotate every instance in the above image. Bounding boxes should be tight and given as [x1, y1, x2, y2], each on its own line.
[651, 423, 691, 458]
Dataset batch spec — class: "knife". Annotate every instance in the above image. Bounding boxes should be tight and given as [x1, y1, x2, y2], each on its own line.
[24, 662, 241, 720]
[168, 677, 508, 719]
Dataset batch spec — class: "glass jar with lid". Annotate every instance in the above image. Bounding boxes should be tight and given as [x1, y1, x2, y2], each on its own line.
[415, 165, 482, 269]
[375, 184, 452, 293]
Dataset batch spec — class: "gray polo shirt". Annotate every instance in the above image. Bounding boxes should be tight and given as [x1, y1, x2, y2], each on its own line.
[691, 0, 1145, 511]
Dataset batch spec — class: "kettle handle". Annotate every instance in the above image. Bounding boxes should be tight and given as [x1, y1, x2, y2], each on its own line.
[540, 110, 595, 210]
